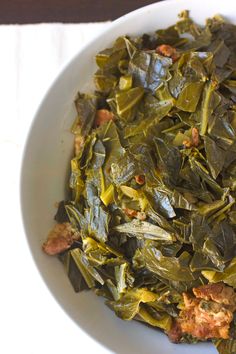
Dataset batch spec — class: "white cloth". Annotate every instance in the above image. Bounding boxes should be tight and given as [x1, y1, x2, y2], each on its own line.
[0, 23, 112, 354]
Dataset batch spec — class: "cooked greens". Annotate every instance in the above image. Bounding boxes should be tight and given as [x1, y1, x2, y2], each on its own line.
[43, 11, 236, 354]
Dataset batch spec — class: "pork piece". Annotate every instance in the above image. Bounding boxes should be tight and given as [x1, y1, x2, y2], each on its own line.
[134, 175, 145, 185]
[42, 222, 80, 255]
[193, 282, 236, 311]
[183, 127, 200, 148]
[123, 208, 146, 221]
[94, 109, 114, 127]
[180, 293, 233, 340]
[155, 44, 179, 62]
[167, 283, 236, 342]
[167, 319, 182, 343]
[191, 127, 200, 147]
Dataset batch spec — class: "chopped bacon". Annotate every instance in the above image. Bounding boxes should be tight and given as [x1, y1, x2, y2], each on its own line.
[183, 127, 200, 148]
[123, 208, 146, 221]
[167, 283, 236, 342]
[156, 44, 179, 62]
[124, 208, 138, 218]
[180, 292, 233, 340]
[42, 222, 80, 255]
[193, 282, 236, 311]
[182, 139, 192, 148]
[167, 319, 182, 343]
[94, 109, 114, 127]
[191, 127, 200, 147]
[134, 175, 145, 185]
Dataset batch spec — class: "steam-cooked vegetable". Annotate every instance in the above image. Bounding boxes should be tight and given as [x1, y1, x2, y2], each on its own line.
[43, 11, 236, 354]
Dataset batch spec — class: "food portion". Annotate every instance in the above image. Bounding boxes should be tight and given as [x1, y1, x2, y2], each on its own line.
[168, 283, 236, 342]
[43, 11, 236, 354]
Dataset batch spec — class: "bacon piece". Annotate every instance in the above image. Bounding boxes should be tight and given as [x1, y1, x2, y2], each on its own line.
[177, 284, 235, 341]
[123, 208, 146, 221]
[167, 320, 182, 343]
[42, 222, 80, 255]
[180, 292, 233, 340]
[167, 283, 236, 342]
[94, 109, 114, 127]
[182, 139, 192, 148]
[123, 208, 138, 218]
[183, 127, 200, 148]
[191, 127, 200, 147]
[156, 44, 179, 62]
[193, 282, 236, 311]
[134, 175, 145, 185]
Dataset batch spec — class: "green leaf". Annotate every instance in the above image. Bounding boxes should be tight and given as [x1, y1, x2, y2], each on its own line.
[70, 248, 103, 288]
[100, 184, 114, 206]
[199, 81, 221, 135]
[119, 75, 133, 91]
[89, 139, 106, 170]
[115, 87, 144, 121]
[176, 82, 204, 112]
[59, 251, 89, 292]
[143, 245, 198, 282]
[150, 188, 176, 219]
[138, 305, 172, 331]
[85, 202, 110, 243]
[202, 258, 236, 288]
[108, 288, 158, 320]
[97, 120, 125, 183]
[128, 50, 172, 92]
[94, 73, 117, 95]
[73, 93, 98, 136]
[114, 219, 175, 243]
[204, 136, 226, 179]
[154, 138, 182, 184]
[224, 80, 236, 95]
[189, 157, 223, 195]
[214, 339, 236, 354]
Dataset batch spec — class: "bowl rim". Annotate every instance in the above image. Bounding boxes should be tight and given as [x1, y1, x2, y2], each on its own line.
[20, 0, 233, 352]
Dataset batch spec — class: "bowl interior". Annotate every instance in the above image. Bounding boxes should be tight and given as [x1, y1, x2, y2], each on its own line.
[21, 0, 236, 353]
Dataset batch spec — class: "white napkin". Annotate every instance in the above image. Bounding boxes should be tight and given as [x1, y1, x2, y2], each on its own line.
[1, 22, 113, 354]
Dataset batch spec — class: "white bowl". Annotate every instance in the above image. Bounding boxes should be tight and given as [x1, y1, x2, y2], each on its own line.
[21, 0, 236, 353]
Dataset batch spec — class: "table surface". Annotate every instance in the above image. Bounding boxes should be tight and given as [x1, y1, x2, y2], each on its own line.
[0, 0, 161, 23]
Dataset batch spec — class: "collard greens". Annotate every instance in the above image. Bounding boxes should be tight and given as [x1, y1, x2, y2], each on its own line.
[43, 11, 236, 354]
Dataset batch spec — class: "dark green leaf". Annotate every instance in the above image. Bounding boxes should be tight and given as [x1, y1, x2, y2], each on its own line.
[154, 138, 182, 184]
[214, 339, 236, 354]
[114, 219, 175, 243]
[176, 82, 204, 112]
[73, 93, 98, 136]
[204, 136, 226, 178]
[199, 82, 221, 135]
[143, 245, 198, 282]
[108, 288, 158, 320]
[128, 50, 172, 92]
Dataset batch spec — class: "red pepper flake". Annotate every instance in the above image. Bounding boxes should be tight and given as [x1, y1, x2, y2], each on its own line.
[156, 44, 179, 62]
[123, 208, 138, 218]
[123, 208, 146, 221]
[94, 109, 114, 127]
[134, 175, 145, 185]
